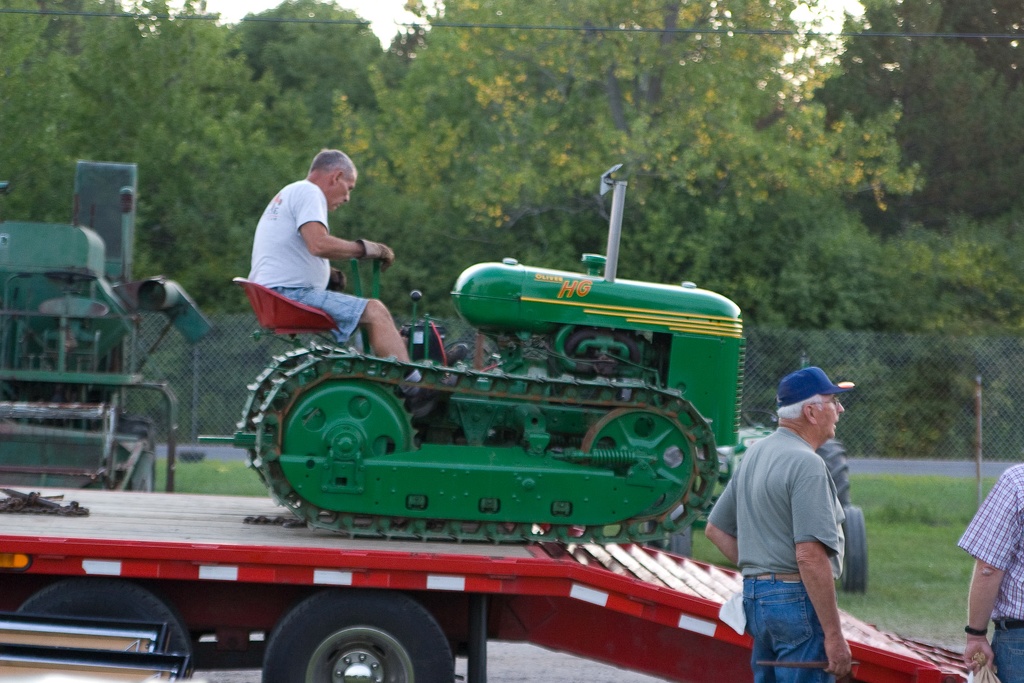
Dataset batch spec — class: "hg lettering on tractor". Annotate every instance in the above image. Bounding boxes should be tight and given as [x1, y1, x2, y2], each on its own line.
[557, 279, 592, 298]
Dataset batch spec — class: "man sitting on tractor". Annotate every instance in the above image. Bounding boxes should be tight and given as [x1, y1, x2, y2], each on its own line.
[248, 148, 435, 416]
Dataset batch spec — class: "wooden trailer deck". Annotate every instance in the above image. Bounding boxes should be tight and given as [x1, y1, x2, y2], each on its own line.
[0, 489, 969, 683]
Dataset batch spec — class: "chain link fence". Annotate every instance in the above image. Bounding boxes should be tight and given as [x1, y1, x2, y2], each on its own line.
[129, 314, 1020, 463]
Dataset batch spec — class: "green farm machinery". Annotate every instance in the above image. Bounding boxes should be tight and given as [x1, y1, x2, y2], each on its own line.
[0, 161, 210, 491]
[218, 166, 746, 544]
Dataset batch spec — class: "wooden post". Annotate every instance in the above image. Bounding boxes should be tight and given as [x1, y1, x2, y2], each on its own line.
[975, 374, 983, 507]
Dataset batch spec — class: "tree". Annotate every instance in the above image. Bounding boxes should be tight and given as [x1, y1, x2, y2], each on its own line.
[0, 0, 80, 221]
[816, 0, 1024, 230]
[236, 0, 386, 132]
[337, 0, 914, 328]
[49, 0, 308, 306]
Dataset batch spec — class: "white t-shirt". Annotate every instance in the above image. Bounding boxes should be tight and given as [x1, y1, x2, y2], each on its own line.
[248, 179, 331, 289]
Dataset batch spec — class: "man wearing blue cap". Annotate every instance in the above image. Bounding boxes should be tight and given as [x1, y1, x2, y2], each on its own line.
[706, 367, 855, 682]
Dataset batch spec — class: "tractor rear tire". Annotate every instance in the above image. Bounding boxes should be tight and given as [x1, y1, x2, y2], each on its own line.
[816, 439, 851, 508]
[263, 589, 453, 683]
[18, 578, 192, 655]
[841, 504, 868, 593]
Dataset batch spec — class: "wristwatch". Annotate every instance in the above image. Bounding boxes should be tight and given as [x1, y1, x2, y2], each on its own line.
[965, 624, 989, 636]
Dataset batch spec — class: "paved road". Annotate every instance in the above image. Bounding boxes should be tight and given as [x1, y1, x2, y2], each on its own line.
[847, 456, 1011, 478]
[196, 644, 666, 682]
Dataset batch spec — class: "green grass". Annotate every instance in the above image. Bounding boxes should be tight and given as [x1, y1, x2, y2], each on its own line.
[156, 458, 267, 497]
[158, 461, 988, 647]
[692, 474, 993, 647]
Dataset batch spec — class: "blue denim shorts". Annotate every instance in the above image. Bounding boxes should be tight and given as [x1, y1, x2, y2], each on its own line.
[271, 286, 368, 343]
[993, 628, 1024, 683]
[743, 577, 831, 683]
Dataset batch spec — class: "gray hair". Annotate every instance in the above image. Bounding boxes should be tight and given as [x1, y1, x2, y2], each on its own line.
[777, 395, 822, 420]
[309, 149, 355, 177]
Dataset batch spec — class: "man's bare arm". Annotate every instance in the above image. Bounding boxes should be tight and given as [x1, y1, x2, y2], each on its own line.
[795, 540, 851, 678]
[964, 559, 1003, 671]
[705, 522, 739, 566]
[299, 222, 364, 260]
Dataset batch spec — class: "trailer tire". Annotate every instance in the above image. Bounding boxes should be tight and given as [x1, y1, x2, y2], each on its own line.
[17, 578, 192, 654]
[263, 589, 453, 683]
[841, 504, 868, 593]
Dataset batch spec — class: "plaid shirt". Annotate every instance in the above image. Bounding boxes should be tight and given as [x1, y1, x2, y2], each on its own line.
[959, 463, 1024, 620]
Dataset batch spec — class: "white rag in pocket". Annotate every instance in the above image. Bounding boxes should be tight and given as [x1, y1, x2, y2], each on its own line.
[719, 591, 746, 635]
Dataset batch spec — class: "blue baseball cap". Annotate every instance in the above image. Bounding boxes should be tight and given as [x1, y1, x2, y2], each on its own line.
[776, 366, 855, 408]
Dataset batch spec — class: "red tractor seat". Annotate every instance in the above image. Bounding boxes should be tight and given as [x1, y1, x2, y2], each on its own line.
[233, 278, 336, 335]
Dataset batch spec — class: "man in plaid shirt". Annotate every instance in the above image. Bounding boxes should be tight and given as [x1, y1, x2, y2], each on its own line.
[959, 464, 1024, 682]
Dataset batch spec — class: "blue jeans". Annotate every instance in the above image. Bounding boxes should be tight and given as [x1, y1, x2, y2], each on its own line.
[743, 577, 831, 683]
[994, 628, 1024, 683]
[271, 286, 368, 344]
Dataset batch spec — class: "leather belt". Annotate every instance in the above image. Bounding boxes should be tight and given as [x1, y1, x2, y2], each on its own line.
[994, 618, 1024, 630]
[751, 572, 802, 582]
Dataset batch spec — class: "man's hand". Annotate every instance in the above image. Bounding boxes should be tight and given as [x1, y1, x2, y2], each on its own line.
[824, 632, 853, 679]
[357, 239, 395, 271]
[327, 267, 346, 292]
[964, 635, 995, 673]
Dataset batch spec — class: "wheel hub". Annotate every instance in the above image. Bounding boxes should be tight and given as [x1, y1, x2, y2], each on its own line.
[333, 648, 383, 683]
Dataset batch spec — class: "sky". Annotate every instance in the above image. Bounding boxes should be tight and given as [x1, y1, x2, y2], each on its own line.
[196, 0, 422, 46]
[193, 1, 863, 47]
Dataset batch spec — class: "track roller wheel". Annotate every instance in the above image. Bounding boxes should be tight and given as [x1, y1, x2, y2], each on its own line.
[583, 408, 696, 474]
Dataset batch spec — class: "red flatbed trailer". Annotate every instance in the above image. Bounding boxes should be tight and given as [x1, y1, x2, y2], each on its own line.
[0, 489, 968, 682]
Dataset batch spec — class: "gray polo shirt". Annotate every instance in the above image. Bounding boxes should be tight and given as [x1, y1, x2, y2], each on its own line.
[708, 427, 845, 579]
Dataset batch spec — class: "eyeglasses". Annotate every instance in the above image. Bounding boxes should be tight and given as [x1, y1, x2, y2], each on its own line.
[812, 396, 842, 408]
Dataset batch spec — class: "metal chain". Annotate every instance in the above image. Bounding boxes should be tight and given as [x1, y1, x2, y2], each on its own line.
[243, 514, 305, 528]
[0, 489, 89, 516]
